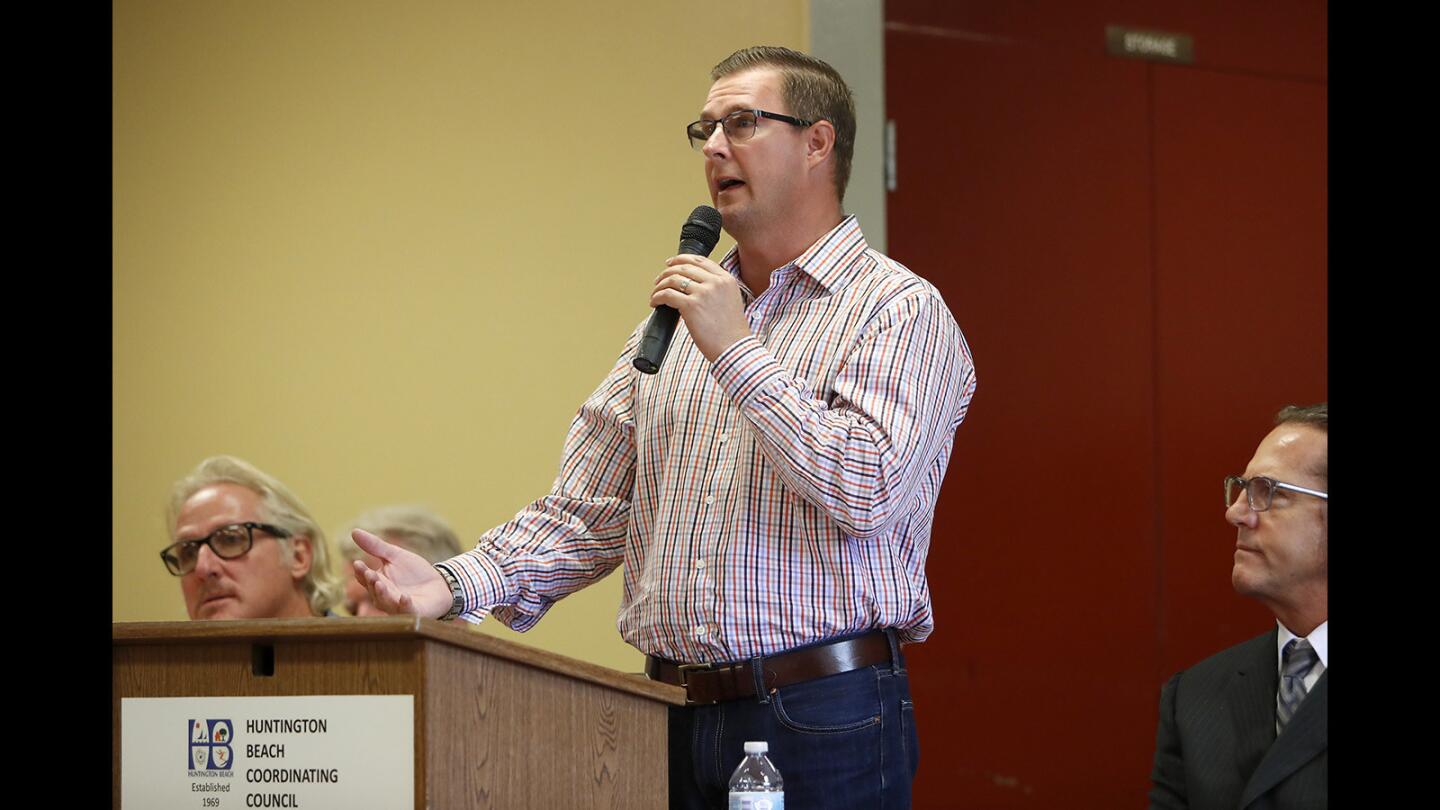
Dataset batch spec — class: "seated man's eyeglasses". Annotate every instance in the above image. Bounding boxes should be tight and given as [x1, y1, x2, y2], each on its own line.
[686, 109, 815, 150]
[160, 522, 291, 576]
[1223, 475, 1328, 513]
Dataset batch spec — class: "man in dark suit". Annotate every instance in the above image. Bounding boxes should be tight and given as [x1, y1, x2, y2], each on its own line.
[1149, 403, 1328, 810]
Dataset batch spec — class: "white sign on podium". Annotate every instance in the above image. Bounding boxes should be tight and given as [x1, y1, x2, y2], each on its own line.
[120, 695, 414, 809]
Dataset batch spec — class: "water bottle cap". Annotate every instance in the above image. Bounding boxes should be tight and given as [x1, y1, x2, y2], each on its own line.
[743, 741, 768, 754]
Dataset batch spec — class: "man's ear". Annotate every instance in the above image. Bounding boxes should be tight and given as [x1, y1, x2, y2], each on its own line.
[805, 119, 836, 170]
[287, 535, 314, 581]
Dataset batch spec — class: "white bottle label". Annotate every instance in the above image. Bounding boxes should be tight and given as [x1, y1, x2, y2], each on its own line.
[729, 791, 784, 810]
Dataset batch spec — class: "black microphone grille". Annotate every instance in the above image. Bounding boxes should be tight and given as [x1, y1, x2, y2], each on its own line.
[680, 205, 723, 252]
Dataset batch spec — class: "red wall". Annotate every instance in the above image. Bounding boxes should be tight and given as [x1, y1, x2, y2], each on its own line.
[884, 2, 1327, 806]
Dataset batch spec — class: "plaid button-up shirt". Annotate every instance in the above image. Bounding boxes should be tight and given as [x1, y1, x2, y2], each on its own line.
[444, 216, 977, 663]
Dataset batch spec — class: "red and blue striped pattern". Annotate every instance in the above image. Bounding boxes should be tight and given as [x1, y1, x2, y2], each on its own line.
[446, 216, 977, 663]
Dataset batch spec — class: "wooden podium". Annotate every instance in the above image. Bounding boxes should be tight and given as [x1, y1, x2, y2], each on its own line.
[113, 617, 685, 809]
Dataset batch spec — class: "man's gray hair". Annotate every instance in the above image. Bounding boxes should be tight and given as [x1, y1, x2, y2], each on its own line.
[1275, 402, 1327, 484]
[337, 505, 463, 565]
[1274, 402, 1327, 432]
[167, 455, 344, 615]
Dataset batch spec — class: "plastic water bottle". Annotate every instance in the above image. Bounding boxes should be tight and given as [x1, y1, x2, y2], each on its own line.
[728, 740, 784, 810]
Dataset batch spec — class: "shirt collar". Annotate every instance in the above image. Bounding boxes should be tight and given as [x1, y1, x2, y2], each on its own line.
[1276, 619, 1328, 671]
[718, 215, 870, 295]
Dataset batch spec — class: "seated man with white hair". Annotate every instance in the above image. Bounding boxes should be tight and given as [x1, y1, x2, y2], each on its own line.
[161, 455, 345, 620]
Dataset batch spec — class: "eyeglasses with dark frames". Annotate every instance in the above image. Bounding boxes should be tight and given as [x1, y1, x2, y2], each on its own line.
[159, 522, 291, 576]
[1223, 475, 1328, 513]
[686, 109, 815, 150]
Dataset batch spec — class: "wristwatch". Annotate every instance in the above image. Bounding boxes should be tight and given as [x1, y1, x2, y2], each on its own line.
[434, 563, 465, 622]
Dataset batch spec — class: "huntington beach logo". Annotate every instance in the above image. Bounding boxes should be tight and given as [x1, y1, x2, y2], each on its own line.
[188, 719, 235, 772]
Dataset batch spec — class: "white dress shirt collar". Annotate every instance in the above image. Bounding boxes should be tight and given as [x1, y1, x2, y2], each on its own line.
[1277, 619, 1328, 674]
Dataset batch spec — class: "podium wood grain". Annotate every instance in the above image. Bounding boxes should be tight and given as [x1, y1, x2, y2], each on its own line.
[113, 617, 683, 809]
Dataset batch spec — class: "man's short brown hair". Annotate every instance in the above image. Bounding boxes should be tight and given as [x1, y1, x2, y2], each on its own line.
[711, 46, 857, 203]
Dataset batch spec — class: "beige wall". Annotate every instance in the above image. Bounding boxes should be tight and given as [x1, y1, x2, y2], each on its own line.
[113, 0, 808, 672]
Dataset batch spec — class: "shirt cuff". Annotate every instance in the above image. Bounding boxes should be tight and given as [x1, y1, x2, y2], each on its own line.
[437, 550, 509, 624]
[710, 335, 787, 406]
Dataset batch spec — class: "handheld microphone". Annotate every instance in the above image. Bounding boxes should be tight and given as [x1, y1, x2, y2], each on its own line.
[633, 205, 723, 374]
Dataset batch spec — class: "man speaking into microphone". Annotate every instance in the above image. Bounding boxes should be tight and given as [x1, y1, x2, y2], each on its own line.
[354, 46, 977, 808]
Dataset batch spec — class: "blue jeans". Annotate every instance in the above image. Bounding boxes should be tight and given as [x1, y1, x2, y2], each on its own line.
[667, 633, 920, 809]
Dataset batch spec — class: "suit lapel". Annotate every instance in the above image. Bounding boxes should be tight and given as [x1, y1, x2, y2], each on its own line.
[1229, 629, 1280, 787]
[1240, 670, 1327, 807]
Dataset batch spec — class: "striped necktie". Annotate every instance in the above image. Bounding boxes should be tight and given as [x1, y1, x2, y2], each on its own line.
[1276, 638, 1319, 734]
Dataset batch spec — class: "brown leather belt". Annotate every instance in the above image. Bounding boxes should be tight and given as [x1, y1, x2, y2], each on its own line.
[646, 631, 894, 705]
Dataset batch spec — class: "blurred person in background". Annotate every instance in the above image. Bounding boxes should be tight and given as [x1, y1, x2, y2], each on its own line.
[337, 505, 463, 617]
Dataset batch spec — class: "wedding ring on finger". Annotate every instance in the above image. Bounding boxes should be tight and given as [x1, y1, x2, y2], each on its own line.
[680, 278, 692, 293]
